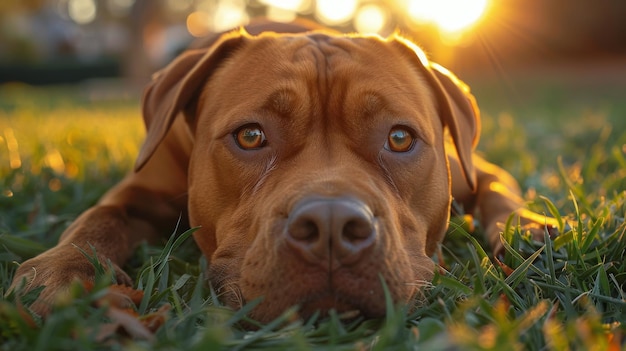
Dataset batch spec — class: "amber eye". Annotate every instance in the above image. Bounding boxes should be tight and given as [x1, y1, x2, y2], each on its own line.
[234, 124, 267, 150]
[386, 126, 415, 152]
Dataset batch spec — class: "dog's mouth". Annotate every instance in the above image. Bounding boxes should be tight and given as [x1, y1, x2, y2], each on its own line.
[236, 264, 415, 324]
[213, 252, 425, 325]
[238, 284, 391, 324]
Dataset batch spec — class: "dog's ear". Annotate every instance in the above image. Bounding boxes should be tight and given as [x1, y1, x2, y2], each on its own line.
[135, 31, 246, 171]
[391, 37, 480, 191]
[428, 63, 480, 191]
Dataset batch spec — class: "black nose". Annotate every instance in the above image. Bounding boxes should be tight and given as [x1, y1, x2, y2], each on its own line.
[285, 197, 377, 269]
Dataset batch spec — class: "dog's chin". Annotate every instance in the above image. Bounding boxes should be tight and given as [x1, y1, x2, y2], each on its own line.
[242, 291, 388, 325]
[297, 293, 386, 322]
[236, 281, 416, 325]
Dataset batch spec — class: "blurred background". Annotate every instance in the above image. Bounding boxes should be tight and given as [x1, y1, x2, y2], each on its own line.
[1, 0, 625, 87]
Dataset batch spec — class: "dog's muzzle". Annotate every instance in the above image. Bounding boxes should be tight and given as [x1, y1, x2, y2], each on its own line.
[284, 197, 378, 271]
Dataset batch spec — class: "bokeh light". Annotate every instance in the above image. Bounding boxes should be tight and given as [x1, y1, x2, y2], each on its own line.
[178, 0, 490, 44]
[259, 0, 310, 12]
[354, 4, 388, 34]
[186, 11, 211, 37]
[212, 0, 249, 32]
[266, 6, 298, 23]
[315, 0, 358, 26]
[68, 0, 97, 25]
[261, 0, 312, 23]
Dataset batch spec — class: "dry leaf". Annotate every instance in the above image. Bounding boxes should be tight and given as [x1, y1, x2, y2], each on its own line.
[140, 304, 171, 333]
[103, 307, 155, 342]
[93, 285, 170, 342]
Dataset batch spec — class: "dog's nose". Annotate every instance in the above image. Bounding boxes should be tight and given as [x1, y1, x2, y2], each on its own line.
[285, 197, 377, 268]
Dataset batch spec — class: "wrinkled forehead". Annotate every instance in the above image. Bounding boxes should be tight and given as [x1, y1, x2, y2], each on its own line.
[232, 34, 429, 86]
[200, 33, 436, 125]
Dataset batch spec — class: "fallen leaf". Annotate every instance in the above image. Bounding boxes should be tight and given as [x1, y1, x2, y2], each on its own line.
[92, 284, 169, 342]
[140, 304, 171, 333]
[104, 307, 155, 342]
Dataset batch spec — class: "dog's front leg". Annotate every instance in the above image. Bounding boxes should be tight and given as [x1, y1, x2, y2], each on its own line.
[8, 181, 186, 316]
[450, 153, 560, 253]
[8, 206, 135, 315]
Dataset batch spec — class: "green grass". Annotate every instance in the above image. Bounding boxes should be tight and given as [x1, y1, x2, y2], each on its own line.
[0, 76, 625, 350]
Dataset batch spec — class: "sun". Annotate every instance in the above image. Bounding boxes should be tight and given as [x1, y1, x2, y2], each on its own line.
[408, 0, 490, 35]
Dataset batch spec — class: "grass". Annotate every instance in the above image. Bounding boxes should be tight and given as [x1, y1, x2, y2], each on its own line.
[0, 71, 625, 350]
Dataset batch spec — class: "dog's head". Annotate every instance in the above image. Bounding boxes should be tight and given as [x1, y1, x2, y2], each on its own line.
[137, 24, 480, 323]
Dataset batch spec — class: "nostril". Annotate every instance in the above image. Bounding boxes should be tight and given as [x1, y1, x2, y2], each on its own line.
[289, 218, 319, 244]
[343, 219, 374, 243]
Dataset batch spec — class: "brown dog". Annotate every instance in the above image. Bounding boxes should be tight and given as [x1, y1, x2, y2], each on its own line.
[9, 20, 557, 323]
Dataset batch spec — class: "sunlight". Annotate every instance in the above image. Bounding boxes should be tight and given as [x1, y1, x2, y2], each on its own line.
[354, 4, 388, 34]
[266, 7, 298, 23]
[44, 149, 66, 175]
[3, 128, 21, 169]
[178, 0, 492, 45]
[259, 0, 309, 12]
[316, 0, 358, 25]
[212, 0, 249, 32]
[408, 0, 489, 35]
[261, 0, 311, 22]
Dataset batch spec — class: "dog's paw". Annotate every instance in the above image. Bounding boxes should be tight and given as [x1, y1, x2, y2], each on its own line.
[7, 246, 132, 316]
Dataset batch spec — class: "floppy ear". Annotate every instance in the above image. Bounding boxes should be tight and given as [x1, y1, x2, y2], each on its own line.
[135, 30, 246, 171]
[391, 37, 480, 191]
[428, 63, 480, 191]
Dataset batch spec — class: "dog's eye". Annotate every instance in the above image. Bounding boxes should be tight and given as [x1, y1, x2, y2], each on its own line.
[386, 126, 415, 152]
[234, 124, 267, 150]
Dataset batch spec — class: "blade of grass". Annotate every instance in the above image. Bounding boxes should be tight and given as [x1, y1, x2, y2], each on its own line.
[504, 246, 545, 288]
[539, 195, 565, 233]
[558, 157, 589, 210]
[138, 225, 197, 284]
[544, 227, 556, 286]
[229, 306, 299, 351]
[138, 257, 156, 314]
[74, 243, 116, 284]
[582, 218, 604, 253]
[448, 221, 489, 260]
[0, 234, 47, 260]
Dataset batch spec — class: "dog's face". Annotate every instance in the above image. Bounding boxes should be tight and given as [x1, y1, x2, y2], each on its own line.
[138, 30, 479, 323]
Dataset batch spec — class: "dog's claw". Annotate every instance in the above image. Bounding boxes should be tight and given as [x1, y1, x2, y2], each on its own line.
[8, 246, 131, 317]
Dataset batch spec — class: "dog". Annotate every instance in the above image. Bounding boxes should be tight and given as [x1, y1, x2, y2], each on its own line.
[9, 19, 558, 323]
